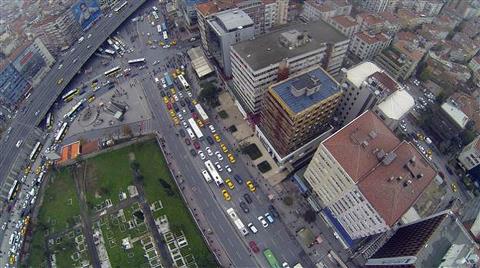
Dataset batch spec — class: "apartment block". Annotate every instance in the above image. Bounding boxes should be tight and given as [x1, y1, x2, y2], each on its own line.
[304, 111, 436, 245]
[349, 31, 391, 60]
[230, 20, 349, 115]
[257, 66, 342, 168]
[302, 0, 351, 21]
[0, 63, 31, 108]
[458, 136, 480, 173]
[327, 15, 360, 37]
[206, 9, 255, 77]
[360, 0, 398, 13]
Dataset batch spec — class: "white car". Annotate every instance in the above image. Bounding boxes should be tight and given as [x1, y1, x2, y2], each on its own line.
[187, 91, 193, 98]
[155, 77, 160, 83]
[206, 147, 213, 156]
[15, 140, 23, 148]
[247, 223, 258, 234]
[215, 151, 223, 161]
[209, 125, 216, 133]
[178, 92, 183, 98]
[265, 213, 274, 223]
[173, 94, 179, 102]
[177, 113, 183, 120]
[161, 78, 166, 84]
[214, 161, 223, 171]
[282, 262, 290, 268]
[258, 216, 268, 228]
[225, 165, 232, 173]
[182, 121, 188, 128]
[199, 151, 206, 160]
[58, 64, 63, 70]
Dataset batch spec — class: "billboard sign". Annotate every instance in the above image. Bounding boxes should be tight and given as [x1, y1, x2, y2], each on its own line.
[12, 44, 46, 83]
[71, 0, 102, 31]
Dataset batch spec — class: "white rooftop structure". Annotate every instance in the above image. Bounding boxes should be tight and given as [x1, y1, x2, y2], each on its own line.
[377, 89, 415, 120]
[441, 102, 469, 129]
[345, 61, 382, 88]
[187, 47, 214, 78]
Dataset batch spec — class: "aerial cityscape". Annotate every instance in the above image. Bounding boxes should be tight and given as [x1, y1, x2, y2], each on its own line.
[0, 0, 479, 267]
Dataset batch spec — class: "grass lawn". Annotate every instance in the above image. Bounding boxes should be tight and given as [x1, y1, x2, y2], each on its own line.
[241, 143, 263, 160]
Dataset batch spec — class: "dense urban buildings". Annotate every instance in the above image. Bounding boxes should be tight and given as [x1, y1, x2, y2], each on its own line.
[327, 15, 359, 37]
[458, 136, 480, 182]
[303, 111, 436, 245]
[349, 31, 391, 60]
[301, 0, 352, 21]
[230, 19, 349, 115]
[256, 66, 342, 169]
[360, 0, 398, 13]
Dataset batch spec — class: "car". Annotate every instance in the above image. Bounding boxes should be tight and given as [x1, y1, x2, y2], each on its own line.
[178, 92, 183, 98]
[160, 90, 166, 97]
[179, 100, 186, 107]
[209, 125, 216, 133]
[244, 193, 253, 203]
[190, 149, 197, 157]
[192, 99, 198, 105]
[222, 189, 231, 201]
[225, 165, 232, 173]
[206, 147, 213, 156]
[163, 96, 169, 103]
[247, 223, 258, 234]
[220, 143, 228, 153]
[265, 213, 274, 223]
[179, 129, 186, 137]
[446, 165, 454, 175]
[225, 179, 235, 189]
[88, 96, 96, 103]
[268, 205, 280, 218]
[282, 262, 290, 268]
[451, 183, 457, 192]
[240, 201, 249, 213]
[216, 151, 223, 161]
[192, 112, 198, 120]
[199, 151, 206, 160]
[16, 140, 23, 148]
[170, 88, 176, 95]
[173, 117, 180, 126]
[185, 138, 191, 145]
[187, 91, 193, 98]
[34, 110, 40, 116]
[213, 134, 221, 142]
[233, 175, 243, 184]
[249, 241, 260, 253]
[206, 136, 214, 145]
[214, 161, 223, 171]
[193, 141, 201, 150]
[169, 110, 176, 118]
[257, 216, 268, 228]
[73, 58, 78, 64]
[173, 94, 179, 102]
[227, 153, 236, 163]
[57, 78, 64, 85]
[182, 108, 187, 114]
[58, 64, 63, 70]
[182, 120, 188, 128]
[177, 113, 183, 120]
[246, 180, 256, 192]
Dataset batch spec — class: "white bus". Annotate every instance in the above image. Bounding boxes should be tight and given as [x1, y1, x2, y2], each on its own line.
[7, 180, 19, 201]
[46, 112, 53, 130]
[162, 31, 168, 40]
[104, 49, 116, 55]
[188, 118, 203, 139]
[157, 25, 162, 33]
[104, 66, 121, 77]
[205, 160, 223, 187]
[62, 88, 79, 102]
[29, 141, 42, 161]
[226, 208, 249, 236]
[195, 104, 209, 123]
[114, 1, 127, 12]
[64, 100, 84, 119]
[128, 58, 146, 65]
[55, 122, 68, 142]
[152, 11, 159, 20]
[177, 74, 189, 90]
[201, 170, 212, 183]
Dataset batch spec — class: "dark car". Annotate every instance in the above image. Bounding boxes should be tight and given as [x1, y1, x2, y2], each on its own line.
[185, 98, 191, 105]
[249, 241, 260, 254]
[179, 100, 186, 107]
[166, 91, 172, 98]
[268, 205, 280, 218]
[185, 138, 191, 145]
[206, 136, 214, 145]
[240, 201, 249, 213]
[193, 141, 201, 150]
[234, 174, 243, 184]
[243, 193, 253, 204]
[190, 149, 197, 157]
[160, 90, 166, 97]
[179, 129, 186, 137]
[173, 103, 179, 112]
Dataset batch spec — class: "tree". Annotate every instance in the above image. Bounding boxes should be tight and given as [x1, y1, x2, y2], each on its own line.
[303, 209, 317, 223]
[199, 82, 218, 106]
[460, 129, 476, 145]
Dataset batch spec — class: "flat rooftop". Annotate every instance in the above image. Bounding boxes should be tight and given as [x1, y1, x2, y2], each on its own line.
[232, 20, 348, 71]
[346, 61, 382, 88]
[270, 67, 340, 114]
[212, 9, 253, 32]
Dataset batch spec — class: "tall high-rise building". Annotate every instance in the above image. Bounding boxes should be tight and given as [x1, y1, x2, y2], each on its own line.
[230, 20, 349, 115]
[206, 9, 255, 77]
[256, 66, 342, 169]
[303, 111, 436, 246]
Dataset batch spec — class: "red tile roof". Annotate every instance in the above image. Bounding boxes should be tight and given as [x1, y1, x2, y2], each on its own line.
[355, 31, 389, 45]
[331, 15, 358, 28]
[357, 13, 383, 26]
[196, 0, 237, 16]
[450, 92, 480, 132]
[370, 71, 400, 93]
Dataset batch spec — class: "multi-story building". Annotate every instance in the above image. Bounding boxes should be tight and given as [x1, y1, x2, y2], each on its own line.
[301, 0, 351, 21]
[366, 210, 480, 267]
[230, 20, 349, 115]
[179, 0, 209, 28]
[374, 40, 426, 82]
[458, 136, 480, 181]
[398, 0, 444, 16]
[335, 62, 413, 127]
[206, 9, 255, 78]
[256, 66, 342, 169]
[360, 0, 398, 13]
[0, 63, 31, 108]
[349, 31, 391, 60]
[303, 111, 436, 246]
[327, 15, 360, 37]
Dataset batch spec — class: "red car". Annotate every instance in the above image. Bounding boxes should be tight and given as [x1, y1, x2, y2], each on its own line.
[185, 138, 191, 145]
[192, 112, 198, 120]
[167, 103, 173, 110]
[249, 241, 260, 254]
[193, 141, 201, 150]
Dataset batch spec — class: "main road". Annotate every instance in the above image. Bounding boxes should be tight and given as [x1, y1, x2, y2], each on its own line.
[0, 0, 148, 196]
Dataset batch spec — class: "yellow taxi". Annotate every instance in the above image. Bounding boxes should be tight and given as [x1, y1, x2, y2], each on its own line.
[169, 110, 176, 117]
[451, 183, 457, 192]
[246, 180, 256, 192]
[35, 166, 42, 175]
[220, 143, 228, 153]
[91, 82, 97, 88]
[225, 179, 235, 190]
[170, 96, 175, 103]
[24, 166, 31, 175]
[173, 117, 180, 126]
[9, 255, 15, 265]
[170, 87, 176, 94]
[214, 134, 221, 142]
[222, 189, 231, 201]
[426, 149, 432, 156]
[88, 95, 96, 103]
[197, 119, 204, 128]
[192, 99, 198, 105]
[57, 78, 64, 85]
[416, 132, 424, 140]
[163, 96, 169, 104]
[171, 40, 177, 46]
[146, 40, 153, 45]
[176, 69, 182, 75]
[159, 41, 165, 46]
[227, 153, 236, 164]
[24, 216, 31, 225]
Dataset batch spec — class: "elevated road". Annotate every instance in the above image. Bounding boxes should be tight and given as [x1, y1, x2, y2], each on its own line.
[0, 0, 147, 197]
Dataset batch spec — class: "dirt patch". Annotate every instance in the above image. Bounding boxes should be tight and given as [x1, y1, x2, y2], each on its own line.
[84, 161, 99, 199]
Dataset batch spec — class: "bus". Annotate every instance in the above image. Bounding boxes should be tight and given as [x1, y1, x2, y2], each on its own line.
[161, 22, 167, 31]
[263, 249, 281, 268]
[7, 180, 19, 201]
[204, 160, 223, 187]
[46, 113, 53, 130]
[152, 11, 159, 20]
[29, 141, 42, 161]
[188, 118, 203, 139]
[163, 72, 173, 87]
[104, 66, 121, 77]
[55, 122, 69, 142]
[62, 88, 79, 102]
[128, 58, 146, 65]
[64, 100, 84, 119]
[114, 1, 127, 12]
[195, 104, 209, 123]
[177, 74, 190, 90]
[226, 208, 249, 236]
[162, 31, 168, 41]
[104, 49, 116, 55]
[157, 25, 162, 33]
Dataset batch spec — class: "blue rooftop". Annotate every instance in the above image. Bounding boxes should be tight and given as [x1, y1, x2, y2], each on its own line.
[272, 67, 340, 114]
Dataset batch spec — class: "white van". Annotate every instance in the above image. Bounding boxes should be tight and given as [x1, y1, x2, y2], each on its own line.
[186, 128, 195, 140]
[201, 170, 212, 183]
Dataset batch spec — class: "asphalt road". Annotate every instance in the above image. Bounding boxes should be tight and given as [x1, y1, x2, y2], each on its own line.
[0, 0, 148, 197]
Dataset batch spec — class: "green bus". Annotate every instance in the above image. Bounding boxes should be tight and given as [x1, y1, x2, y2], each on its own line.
[263, 249, 281, 268]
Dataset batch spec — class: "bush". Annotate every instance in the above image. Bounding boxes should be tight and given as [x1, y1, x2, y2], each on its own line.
[241, 143, 262, 160]
[257, 161, 272, 173]
[218, 110, 229, 119]
[283, 196, 294, 206]
[158, 178, 175, 196]
[303, 209, 317, 223]
[228, 125, 237, 133]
